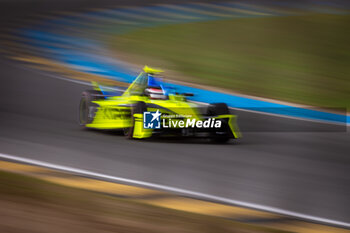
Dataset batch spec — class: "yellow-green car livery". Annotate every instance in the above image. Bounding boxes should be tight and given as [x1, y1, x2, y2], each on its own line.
[79, 66, 240, 143]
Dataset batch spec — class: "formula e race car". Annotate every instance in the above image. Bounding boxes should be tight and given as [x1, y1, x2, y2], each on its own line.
[79, 66, 240, 142]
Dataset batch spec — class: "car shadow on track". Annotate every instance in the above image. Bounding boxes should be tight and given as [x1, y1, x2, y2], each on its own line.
[84, 128, 240, 145]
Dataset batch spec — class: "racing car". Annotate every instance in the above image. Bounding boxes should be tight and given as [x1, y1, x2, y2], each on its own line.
[79, 66, 240, 142]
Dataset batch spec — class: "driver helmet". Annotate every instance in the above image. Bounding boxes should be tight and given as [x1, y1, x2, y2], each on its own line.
[145, 74, 166, 99]
[145, 87, 166, 99]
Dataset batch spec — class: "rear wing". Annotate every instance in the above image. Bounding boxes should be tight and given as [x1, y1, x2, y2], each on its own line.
[143, 65, 163, 74]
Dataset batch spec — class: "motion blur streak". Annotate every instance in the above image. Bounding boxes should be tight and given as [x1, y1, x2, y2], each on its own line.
[4, 1, 350, 123]
[1, 0, 350, 232]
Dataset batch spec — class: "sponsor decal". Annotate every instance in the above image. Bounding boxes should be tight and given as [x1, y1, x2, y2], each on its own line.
[163, 118, 221, 128]
[143, 110, 221, 129]
[143, 110, 161, 129]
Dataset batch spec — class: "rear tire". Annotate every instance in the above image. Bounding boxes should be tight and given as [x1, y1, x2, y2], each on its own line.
[79, 90, 104, 127]
[207, 103, 230, 143]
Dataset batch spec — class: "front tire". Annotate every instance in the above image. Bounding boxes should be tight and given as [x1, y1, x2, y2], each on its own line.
[207, 103, 229, 116]
[207, 103, 231, 143]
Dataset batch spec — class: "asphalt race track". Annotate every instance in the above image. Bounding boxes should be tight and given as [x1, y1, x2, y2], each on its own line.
[1, 0, 350, 225]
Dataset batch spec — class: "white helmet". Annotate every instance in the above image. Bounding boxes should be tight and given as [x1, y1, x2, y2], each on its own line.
[145, 87, 166, 99]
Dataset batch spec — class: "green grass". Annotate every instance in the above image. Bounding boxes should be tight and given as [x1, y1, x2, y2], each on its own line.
[108, 14, 350, 108]
[0, 171, 288, 233]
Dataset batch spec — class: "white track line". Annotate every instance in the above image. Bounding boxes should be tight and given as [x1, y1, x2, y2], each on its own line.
[191, 101, 349, 126]
[0, 153, 349, 229]
[230, 106, 349, 126]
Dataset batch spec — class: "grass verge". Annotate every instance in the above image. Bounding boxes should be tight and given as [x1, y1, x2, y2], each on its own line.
[0, 170, 287, 233]
[108, 14, 350, 108]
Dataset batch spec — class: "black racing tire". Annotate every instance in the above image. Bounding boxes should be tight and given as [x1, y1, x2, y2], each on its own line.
[125, 101, 147, 139]
[79, 90, 104, 127]
[207, 103, 231, 143]
[207, 103, 229, 116]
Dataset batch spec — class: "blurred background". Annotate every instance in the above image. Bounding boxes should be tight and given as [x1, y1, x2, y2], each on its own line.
[0, 0, 349, 232]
